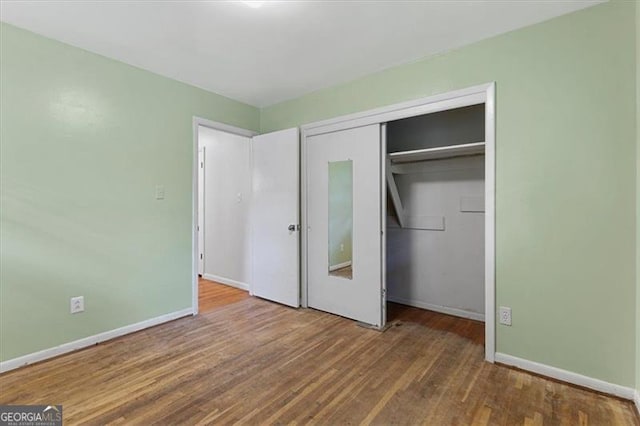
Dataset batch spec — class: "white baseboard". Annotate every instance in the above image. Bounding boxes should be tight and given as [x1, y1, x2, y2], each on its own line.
[634, 389, 639, 416]
[202, 273, 249, 291]
[494, 353, 635, 401]
[329, 261, 352, 272]
[0, 307, 193, 374]
[387, 295, 485, 322]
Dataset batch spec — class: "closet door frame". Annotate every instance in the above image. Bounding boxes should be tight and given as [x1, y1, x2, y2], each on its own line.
[300, 82, 496, 362]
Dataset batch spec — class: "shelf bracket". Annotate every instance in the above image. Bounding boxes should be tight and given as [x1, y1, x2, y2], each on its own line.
[386, 159, 405, 228]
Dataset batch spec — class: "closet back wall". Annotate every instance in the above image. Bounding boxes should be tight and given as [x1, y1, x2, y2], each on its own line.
[387, 155, 485, 320]
[260, 1, 636, 387]
[387, 105, 485, 152]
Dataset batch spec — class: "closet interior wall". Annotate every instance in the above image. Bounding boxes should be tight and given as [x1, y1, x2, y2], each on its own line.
[386, 105, 486, 321]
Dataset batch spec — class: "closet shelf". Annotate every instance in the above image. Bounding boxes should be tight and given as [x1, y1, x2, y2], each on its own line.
[386, 141, 485, 229]
[388, 142, 485, 164]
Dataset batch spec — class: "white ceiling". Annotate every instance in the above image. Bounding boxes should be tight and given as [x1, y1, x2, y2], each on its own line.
[1, 1, 602, 107]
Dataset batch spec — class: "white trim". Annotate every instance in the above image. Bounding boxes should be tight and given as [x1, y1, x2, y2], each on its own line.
[495, 353, 636, 400]
[328, 261, 352, 272]
[301, 83, 488, 136]
[193, 117, 257, 139]
[634, 390, 640, 416]
[202, 273, 249, 291]
[484, 82, 496, 363]
[0, 308, 193, 373]
[197, 146, 206, 276]
[380, 123, 387, 329]
[191, 117, 257, 315]
[248, 134, 254, 296]
[388, 296, 485, 322]
[300, 83, 496, 363]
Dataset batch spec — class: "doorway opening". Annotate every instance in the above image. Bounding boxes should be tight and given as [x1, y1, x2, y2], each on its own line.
[193, 118, 256, 314]
[191, 119, 301, 315]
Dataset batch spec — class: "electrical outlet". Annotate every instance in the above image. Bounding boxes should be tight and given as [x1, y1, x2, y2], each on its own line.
[70, 296, 84, 314]
[340, 244, 344, 252]
[499, 306, 512, 326]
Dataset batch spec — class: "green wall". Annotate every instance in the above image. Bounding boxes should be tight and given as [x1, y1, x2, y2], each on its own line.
[262, 1, 637, 387]
[636, 0, 640, 395]
[0, 23, 259, 361]
[328, 160, 353, 269]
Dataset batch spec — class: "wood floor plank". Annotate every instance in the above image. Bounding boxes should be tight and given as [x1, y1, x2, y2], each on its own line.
[1, 298, 638, 425]
[198, 277, 249, 313]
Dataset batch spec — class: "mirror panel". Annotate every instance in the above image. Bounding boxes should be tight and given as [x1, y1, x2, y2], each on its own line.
[328, 160, 353, 279]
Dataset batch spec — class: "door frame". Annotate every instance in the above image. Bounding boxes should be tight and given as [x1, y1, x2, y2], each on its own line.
[198, 145, 205, 276]
[191, 117, 257, 315]
[300, 82, 496, 362]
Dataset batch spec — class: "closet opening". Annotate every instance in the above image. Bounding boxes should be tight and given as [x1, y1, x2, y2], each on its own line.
[301, 83, 495, 360]
[384, 104, 487, 328]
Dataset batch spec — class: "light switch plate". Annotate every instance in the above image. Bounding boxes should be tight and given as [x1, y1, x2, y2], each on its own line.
[155, 185, 165, 200]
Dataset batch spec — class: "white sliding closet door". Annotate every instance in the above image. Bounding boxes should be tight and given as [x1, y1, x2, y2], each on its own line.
[307, 124, 385, 328]
[251, 128, 300, 307]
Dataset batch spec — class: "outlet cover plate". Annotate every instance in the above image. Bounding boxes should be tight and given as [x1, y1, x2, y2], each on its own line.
[499, 306, 512, 326]
[70, 296, 85, 314]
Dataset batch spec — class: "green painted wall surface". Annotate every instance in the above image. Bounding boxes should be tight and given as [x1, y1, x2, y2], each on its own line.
[636, 0, 640, 393]
[262, 2, 636, 387]
[0, 23, 259, 361]
[328, 160, 353, 269]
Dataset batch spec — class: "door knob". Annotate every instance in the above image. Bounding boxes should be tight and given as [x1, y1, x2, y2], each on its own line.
[288, 224, 297, 231]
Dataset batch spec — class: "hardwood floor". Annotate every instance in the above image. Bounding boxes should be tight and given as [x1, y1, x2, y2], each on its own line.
[198, 277, 249, 313]
[1, 298, 638, 425]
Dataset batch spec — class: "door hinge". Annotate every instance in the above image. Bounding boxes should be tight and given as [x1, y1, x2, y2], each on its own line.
[200, 253, 203, 259]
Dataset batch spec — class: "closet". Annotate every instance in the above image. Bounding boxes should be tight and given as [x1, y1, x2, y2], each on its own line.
[385, 104, 486, 321]
[301, 83, 495, 357]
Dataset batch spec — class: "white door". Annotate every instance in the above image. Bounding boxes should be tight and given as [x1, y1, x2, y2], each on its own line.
[251, 128, 300, 307]
[306, 124, 385, 327]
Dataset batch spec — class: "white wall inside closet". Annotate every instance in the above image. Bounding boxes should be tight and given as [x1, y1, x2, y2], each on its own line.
[199, 126, 251, 289]
[386, 105, 485, 321]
